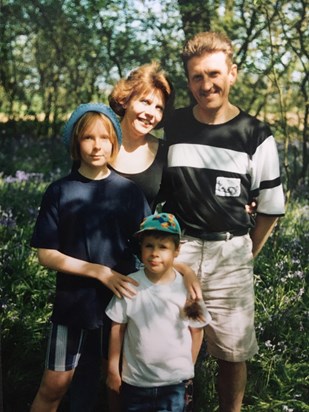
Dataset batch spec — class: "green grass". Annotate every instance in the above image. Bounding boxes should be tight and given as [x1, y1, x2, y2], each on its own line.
[0, 135, 308, 411]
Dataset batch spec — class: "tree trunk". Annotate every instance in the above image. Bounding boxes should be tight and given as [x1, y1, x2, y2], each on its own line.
[177, 0, 212, 40]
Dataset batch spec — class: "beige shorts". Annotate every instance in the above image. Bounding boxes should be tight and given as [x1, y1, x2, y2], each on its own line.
[178, 233, 258, 362]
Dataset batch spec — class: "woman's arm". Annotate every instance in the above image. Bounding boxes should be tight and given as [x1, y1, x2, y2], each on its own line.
[173, 260, 202, 300]
[106, 322, 126, 393]
[37, 248, 138, 298]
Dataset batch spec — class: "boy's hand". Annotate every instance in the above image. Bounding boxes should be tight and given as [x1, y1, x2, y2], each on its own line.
[106, 371, 122, 394]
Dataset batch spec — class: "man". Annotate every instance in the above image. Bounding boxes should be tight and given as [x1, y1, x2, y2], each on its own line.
[162, 31, 285, 412]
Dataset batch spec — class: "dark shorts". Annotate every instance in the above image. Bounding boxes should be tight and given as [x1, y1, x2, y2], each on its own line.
[121, 381, 186, 412]
[45, 323, 103, 371]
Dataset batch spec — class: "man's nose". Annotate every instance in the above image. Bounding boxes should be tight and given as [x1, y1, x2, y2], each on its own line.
[201, 76, 212, 90]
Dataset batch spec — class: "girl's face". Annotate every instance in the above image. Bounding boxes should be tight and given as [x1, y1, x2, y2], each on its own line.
[78, 117, 113, 174]
[122, 89, 165, 138]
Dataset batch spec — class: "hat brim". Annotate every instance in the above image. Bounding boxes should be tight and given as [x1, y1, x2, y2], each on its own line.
[62, 103, 122, 148]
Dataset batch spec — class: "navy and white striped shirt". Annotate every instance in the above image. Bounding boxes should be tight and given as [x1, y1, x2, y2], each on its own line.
[162, 107, 285, 232]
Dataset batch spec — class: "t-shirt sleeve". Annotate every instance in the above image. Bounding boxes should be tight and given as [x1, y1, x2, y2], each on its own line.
[250, 127, 285, 216]
[105, 295, 128, 324]
[30, 183, 60, 249]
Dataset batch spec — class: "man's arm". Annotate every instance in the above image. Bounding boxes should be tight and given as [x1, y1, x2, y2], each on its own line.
[106, 322, 126, 394]
[189, 327, 204, 364]
[37, 248, 138, 298]
[250, 214, 278, 258]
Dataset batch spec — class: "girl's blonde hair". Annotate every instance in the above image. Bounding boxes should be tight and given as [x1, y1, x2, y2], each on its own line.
[70, 112, 119, 163]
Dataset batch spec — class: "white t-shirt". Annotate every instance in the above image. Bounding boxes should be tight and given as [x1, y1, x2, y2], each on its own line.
[105, 269, 195, 387]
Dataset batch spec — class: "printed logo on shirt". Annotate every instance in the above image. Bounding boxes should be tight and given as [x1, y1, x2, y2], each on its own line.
[215, 177, 241, 197]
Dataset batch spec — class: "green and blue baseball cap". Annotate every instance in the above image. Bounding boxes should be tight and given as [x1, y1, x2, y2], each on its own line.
[62, 103, 122, 148]
[135, 213, 181, 237]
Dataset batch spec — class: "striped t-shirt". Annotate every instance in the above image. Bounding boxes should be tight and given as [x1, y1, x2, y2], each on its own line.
[162, 107, 285, 232]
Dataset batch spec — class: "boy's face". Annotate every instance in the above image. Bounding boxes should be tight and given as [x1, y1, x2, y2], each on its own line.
[187, 51, 237, 114]
[141, 234, 179, 278]
[79, 117, 113, 172]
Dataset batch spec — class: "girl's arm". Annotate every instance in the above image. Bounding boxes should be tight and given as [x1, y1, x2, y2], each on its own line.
[106, 322, 126, 393]
[37, 248, 138, 299]
[189, 327, 204, 364]
[174, 261, 202, 300]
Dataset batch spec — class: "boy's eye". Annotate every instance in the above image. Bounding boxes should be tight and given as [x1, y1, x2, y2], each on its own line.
[144, 243, 153, 248]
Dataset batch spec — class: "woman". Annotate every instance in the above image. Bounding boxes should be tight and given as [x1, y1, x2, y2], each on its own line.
[108, 61, 173, 211]
[70, 64, 201, 412]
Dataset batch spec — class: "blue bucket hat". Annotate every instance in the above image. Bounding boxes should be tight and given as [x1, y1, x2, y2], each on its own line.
[62, 103, 122, 148]
[135, 213, 181, 237]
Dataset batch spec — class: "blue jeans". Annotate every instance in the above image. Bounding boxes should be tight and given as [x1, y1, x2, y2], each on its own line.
[121, 381, 186, 412]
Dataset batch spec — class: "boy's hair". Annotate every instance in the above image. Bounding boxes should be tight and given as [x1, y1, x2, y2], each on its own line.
[109, 61, 173, 125]
[139, 230, 180, 248]
[70, 112, 119, 163]
[182, 31, 234, 76]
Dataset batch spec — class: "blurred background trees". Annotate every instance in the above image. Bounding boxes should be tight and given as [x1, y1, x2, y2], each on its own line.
[0, 0, 307, 192]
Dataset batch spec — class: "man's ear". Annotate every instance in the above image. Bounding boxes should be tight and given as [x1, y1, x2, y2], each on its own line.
[229, 64, 238, 85]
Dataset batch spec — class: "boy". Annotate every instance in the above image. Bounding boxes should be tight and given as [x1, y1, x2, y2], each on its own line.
[30, 103, 150, 411]
[105, 213, 211, 412]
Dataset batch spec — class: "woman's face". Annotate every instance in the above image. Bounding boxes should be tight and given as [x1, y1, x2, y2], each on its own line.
[122, 89, 165, 137]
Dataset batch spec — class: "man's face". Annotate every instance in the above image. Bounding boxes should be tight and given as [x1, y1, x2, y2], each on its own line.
[187, 51, 237, 113]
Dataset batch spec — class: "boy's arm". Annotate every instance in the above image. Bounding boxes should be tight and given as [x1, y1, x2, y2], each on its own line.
[174, 261, 203, 301]
[106, 321, 126, 393]
[37, 248, 138, 299]
[189, 327, 204, 364]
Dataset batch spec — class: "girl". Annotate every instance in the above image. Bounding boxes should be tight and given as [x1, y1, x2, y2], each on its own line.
[30, 103, 150, 411]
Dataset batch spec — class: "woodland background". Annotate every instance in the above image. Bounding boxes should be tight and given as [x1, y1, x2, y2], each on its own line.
[0, 1, 308, 411]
